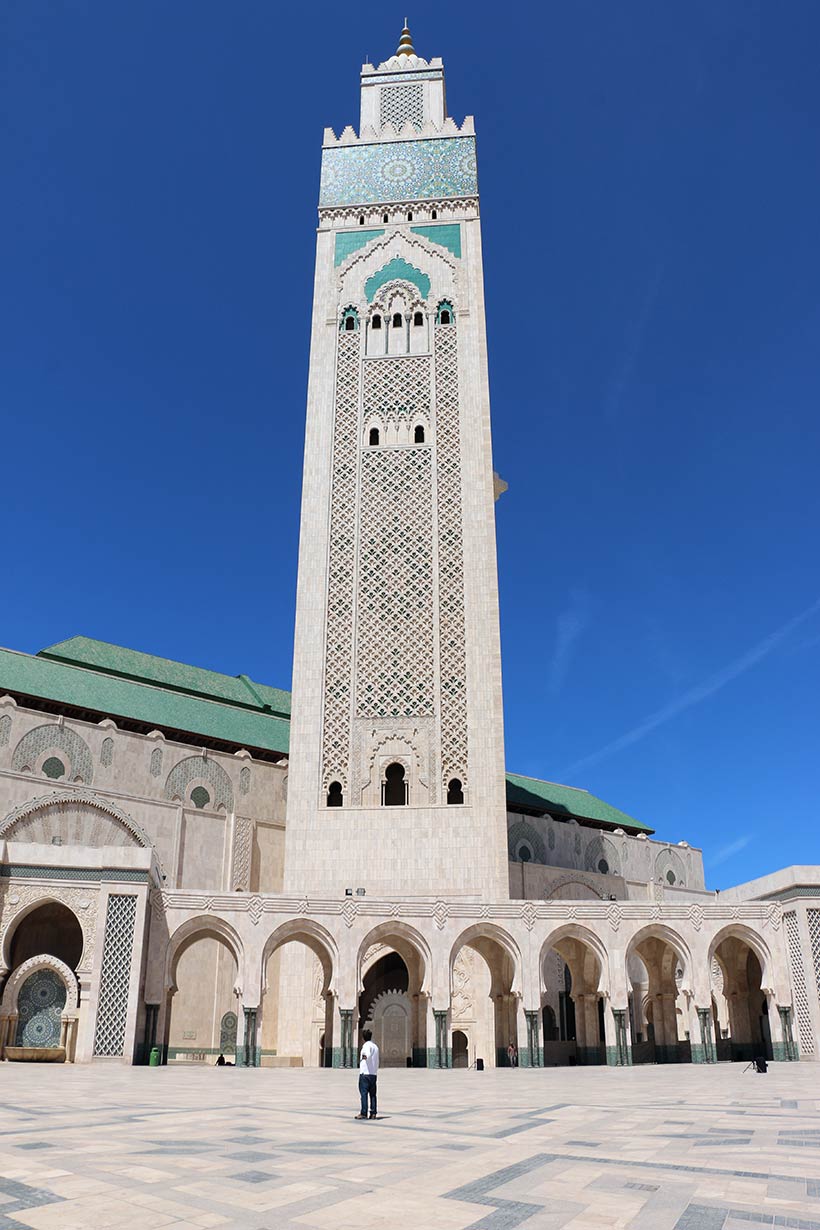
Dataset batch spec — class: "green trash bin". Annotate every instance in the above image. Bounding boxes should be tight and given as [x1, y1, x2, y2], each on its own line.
[148, 1047, 161, 1067]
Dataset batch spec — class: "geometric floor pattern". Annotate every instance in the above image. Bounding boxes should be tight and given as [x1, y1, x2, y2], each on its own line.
[0, 1063, 819, 1229]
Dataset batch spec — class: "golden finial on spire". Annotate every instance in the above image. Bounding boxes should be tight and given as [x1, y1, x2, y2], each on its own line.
[396, 20, 415, 57]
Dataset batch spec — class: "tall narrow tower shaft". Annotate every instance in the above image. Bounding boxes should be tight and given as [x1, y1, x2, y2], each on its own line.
[285, 29, 508, 898]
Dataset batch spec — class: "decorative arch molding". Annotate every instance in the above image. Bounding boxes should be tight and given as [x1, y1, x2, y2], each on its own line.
[164, 915, 244, 994]
[539, 923, 611, 997]
[545, 875, 607, 901]
[449, 923, 523, 997]
[369, 280, 428, 320]
[707, 924, 775, 996]
[260, 918, 339, 1001]
[12, 724, 94, 785]
[0, 888, 97, 977]
[507, 819, 547, 865]
[1, 953, 79, 1015]
[0, 790, 152, 850]
[164, 757, 233, 812]
[654, 847, 687, 887]
[625, 924, 694, 996]
[338, 229, 458, 308]
[357, 921, 433, 997]
[583, 834, 620, 877]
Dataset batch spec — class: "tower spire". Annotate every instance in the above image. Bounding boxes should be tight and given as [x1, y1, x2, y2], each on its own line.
[396, 20, 415, 57]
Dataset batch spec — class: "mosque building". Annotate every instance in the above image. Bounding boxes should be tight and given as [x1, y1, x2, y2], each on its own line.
[1, 26, 819, 1071]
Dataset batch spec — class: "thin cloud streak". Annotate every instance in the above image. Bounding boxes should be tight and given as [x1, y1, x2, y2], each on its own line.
[549, 590, 590, 696]
[562, 596, 820, 777]
[708, 835, 752, 868]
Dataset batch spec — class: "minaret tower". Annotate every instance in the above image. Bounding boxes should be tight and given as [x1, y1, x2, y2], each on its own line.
[285, 25, 508, 898]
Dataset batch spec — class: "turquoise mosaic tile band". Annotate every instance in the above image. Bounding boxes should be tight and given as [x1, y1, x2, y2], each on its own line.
[320, 137, 477, 207]
[365, 257, 430, 302]
[1, 864, 150, 882]
[335, 228, 385, 266]
[410, 223, 461, 257]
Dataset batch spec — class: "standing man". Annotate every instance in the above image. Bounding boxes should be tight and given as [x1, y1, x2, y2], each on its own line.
[355, 1028, 379, 1120]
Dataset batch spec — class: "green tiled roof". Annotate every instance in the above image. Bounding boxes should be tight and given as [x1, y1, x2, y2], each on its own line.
[39, 637, 291, 719]
[505, 772, 653, 834]
[0, 635, 652, 832]
[0, 645, 290, 757]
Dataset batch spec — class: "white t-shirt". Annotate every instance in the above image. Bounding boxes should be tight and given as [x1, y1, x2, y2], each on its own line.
[359, 1040, 379, 1075]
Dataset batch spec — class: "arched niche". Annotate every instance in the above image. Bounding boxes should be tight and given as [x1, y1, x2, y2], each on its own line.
[0, 791, 151, 849]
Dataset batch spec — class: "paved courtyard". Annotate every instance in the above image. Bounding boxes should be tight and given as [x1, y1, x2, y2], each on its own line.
[0, 1063, 819, 1230]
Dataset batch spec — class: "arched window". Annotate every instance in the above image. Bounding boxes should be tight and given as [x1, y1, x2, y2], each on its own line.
[344, 316, 355, 331]
[440, 310, 451, 325]
[446, 777, 463, 804]
[327, 781, 343, 807]
[371, 315, 382, 329]
[407, 211, 413, 221]
[42, 757, 65, 780]
[437, 300, 454, 326]
[383, 762, 407, 806]
[392, 312, 403, 328]
[431, 209, 437, 220]
[413, 312, 423, 326]
[666, 869, 676, 885]
[191, 786, 210, 810]
[369, 427, 380, 446]
[414, 425, 425, 444]
[518, 843, 533, 863]
[382, 213, 389, 223]
[341, 308, 359, 332]
[358, 215, 365, 225]
[598, 858, 609, 875]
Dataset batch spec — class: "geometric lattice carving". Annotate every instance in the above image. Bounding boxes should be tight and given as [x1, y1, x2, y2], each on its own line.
[240, 766, 251, 795]
[321, 330, 361, 791]
[100, 737, 114, 767]
[150, 747, 163, 778]
[93, 894, 137, 1057]
[0, 713, 11, 747]
[231, 817, 253, 892]
[164, 756, 233, 811]
[808, 908, 820, 1018]
[380, 83, 424, 131]
[356, 447, 434, 718]
[507, 819, 546, 864]
[434, 324, 468, 787]
[363, 354, 430, 420]
[784, 911, 814, 1055]
[584, 835, 619, 877]
[12, 723, 94, 784]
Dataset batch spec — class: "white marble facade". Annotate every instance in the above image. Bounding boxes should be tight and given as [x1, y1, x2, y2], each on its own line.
[1, 29, 819, 1070]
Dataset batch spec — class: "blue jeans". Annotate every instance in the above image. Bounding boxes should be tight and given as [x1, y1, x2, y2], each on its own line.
[358, 1073, 377, 1117]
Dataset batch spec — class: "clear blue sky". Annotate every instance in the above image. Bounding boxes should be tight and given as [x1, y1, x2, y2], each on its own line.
[4, 2, 819, 888]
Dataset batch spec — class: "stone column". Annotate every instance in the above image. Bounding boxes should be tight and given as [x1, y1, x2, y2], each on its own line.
[337, 1008, 355, 1068]
[695, 1007, 717, 1064]
[573, 994, 587, 1059]
[777, 1005, 798, 1061]
[241, 1007, 259, 1068]
[432, 1009, 450, 1069]
[603, 1003, 631, 1066]
[583, 995, 600, 1064]
[523, 1009, 541, 1068]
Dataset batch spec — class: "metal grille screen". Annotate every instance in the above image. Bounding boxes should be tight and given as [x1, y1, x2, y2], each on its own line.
[93, 893, 137, 1057]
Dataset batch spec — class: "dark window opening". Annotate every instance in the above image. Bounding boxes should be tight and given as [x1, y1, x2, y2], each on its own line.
[383, 213, 389, 223]
[42, 756, 65, 780]
[191, 786, 211, 810]
[407, 211, 413, 221]
[383, 762, 407, 806]
[431, 209, 438, 220]
[369, 427, 380, 446]
[518, 844, 532, 863]
[414, 425, 425, 444]
[446, 777, 463, 804]
[440, 309, 451, 325]
[371, 315, 381, 329]
[359, 215, 365, 225]
[666, 869, 676, 885]
[413, 312, 423, 326]
[597, 858, 609, 875]
[392, 312, 403, 328]
[344, 315, 356, 331]
[327, 781, 343, 807]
